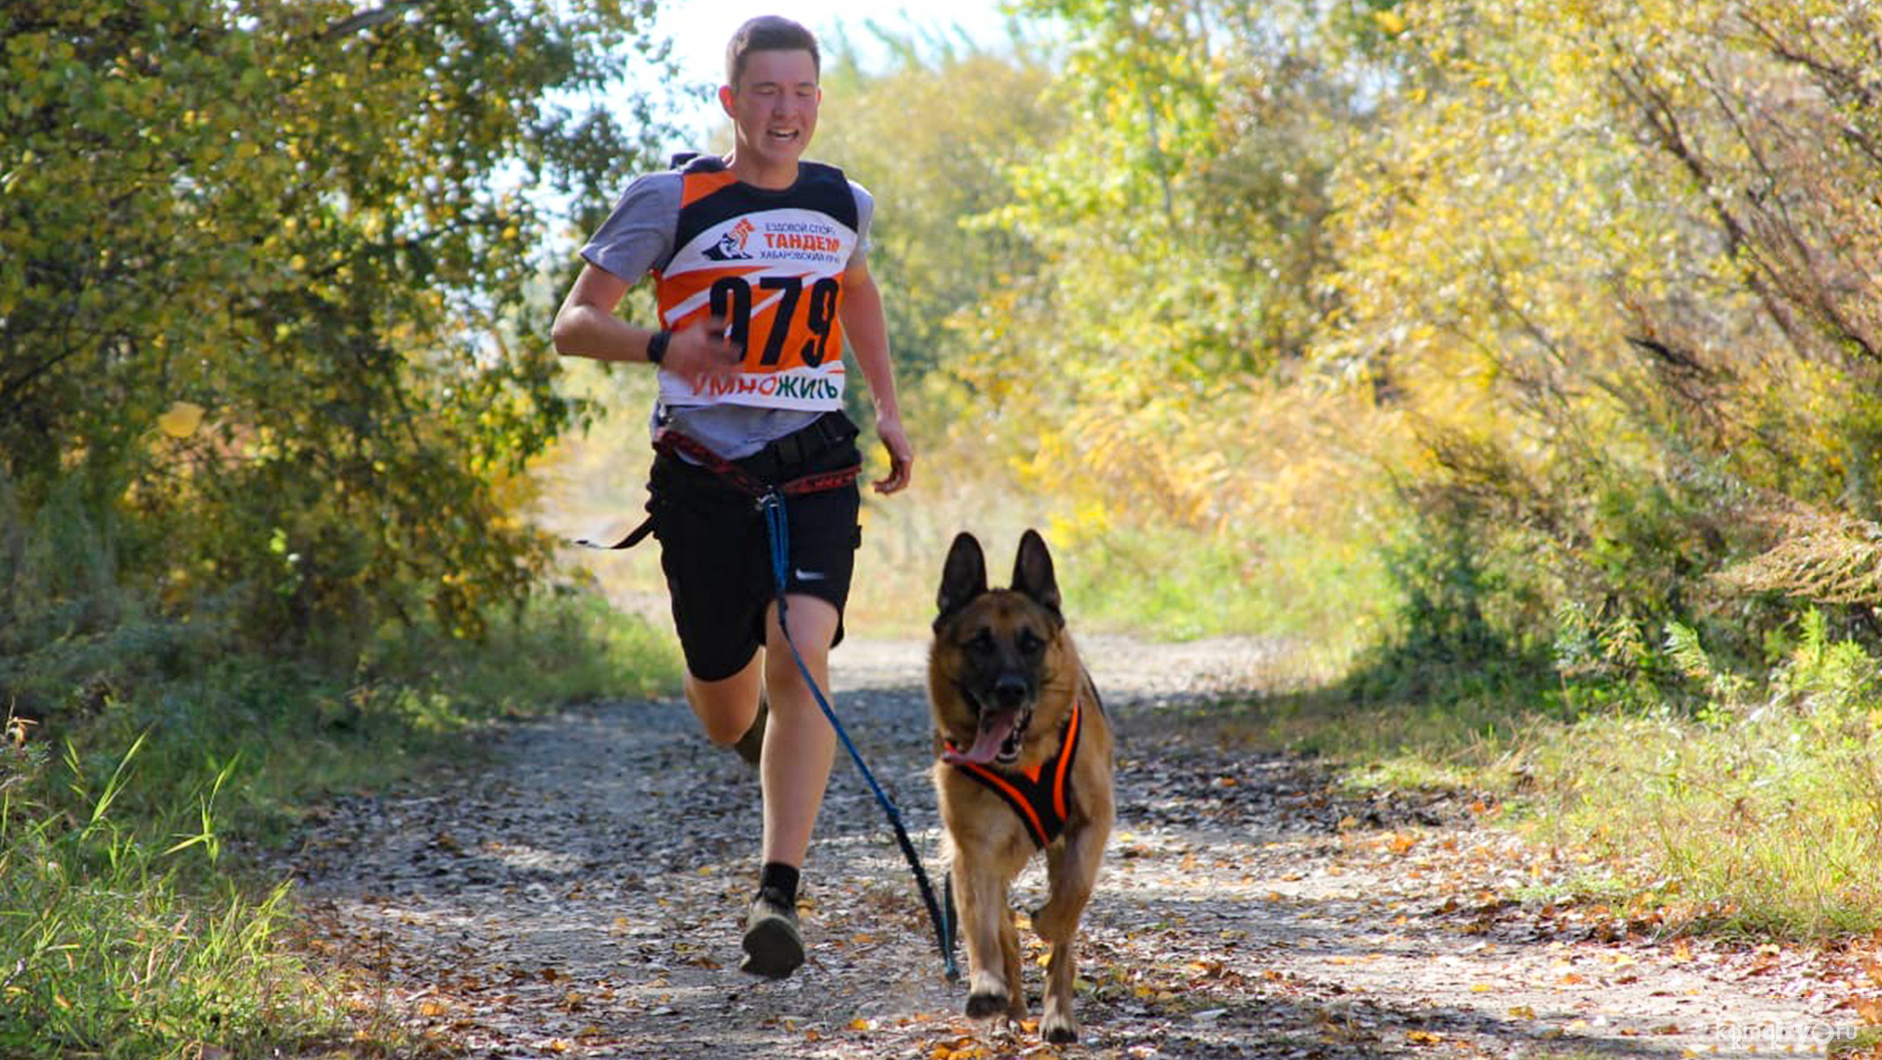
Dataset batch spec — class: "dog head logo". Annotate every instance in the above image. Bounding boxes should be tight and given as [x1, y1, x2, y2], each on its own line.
[929, 529, 1072, 769]
[703, 218, 755, 261]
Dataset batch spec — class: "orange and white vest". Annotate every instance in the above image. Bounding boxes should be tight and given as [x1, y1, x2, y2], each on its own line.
[653, 157, 857, 413]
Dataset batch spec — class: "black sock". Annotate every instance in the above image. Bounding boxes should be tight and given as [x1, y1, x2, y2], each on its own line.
[758, 862, 800, 905]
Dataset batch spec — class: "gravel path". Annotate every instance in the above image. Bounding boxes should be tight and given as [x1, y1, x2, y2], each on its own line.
[289, 636, 1858, 1059]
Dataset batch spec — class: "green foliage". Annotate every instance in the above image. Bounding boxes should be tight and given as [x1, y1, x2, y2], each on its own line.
[1313, 0, 1882, 670]
[0, 0, 674, 657]
[896, 3, 1417, 660]
[0, 575, 676, 1054]
[1341, 490, 1558, 705]
[1509, 613, 1882, 938]
[813, 28, 1062, 386]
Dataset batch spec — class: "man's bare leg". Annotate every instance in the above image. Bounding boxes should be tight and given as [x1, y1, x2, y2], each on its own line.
[678, 595, 838, 862]
[684, 595, 839, 977]
[684, 657, 764, 747]
[759, 595, 838, 870]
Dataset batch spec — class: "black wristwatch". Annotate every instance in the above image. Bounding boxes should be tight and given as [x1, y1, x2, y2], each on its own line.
[645, 329, 671, 365]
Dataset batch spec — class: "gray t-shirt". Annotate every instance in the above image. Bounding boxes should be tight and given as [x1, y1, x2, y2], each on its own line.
[580, 167, 876, 459]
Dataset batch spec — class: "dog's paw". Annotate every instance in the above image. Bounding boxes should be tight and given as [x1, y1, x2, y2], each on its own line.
[1041, 996, 1079, 1043]
[965, 989, 1009, 1020]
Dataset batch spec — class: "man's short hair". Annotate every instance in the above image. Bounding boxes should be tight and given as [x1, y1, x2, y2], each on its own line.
[725, 15, 820, 87]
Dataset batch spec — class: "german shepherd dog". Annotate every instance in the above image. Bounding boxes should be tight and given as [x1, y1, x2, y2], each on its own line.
[929, 530, 1114, 1044]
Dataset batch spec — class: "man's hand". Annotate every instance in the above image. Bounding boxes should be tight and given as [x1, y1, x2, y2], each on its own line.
[662, 317, 743, 389]
[873, 413, 913, 495]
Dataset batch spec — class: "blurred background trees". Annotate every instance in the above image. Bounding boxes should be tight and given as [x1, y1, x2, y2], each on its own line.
[2, 0, 673, 695]
[9, 0, 1882, 708]
[857, 0, 1882, 689]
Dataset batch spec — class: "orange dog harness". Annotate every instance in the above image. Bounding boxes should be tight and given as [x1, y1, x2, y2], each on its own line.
[945, 695, 1085, 849]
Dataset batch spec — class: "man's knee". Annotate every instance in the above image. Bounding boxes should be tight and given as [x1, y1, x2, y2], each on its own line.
[686, 668, 762, 746]
[696, 712, 753, 747]
[768, 598, 840, 652]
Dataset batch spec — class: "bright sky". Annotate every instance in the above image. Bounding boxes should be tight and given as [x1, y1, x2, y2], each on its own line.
[646, 0, 1020, 145]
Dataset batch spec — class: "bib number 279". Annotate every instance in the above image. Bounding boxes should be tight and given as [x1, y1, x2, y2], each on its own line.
[709, 275, 841, 367]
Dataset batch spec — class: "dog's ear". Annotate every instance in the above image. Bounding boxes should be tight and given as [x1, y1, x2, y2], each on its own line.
[1011, 528, 1063, 620]
[936, 532, 988, 625]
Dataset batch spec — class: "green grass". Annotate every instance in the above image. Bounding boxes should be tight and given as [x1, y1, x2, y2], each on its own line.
[0, 734, 336, 1058]
[1231, 611, 1882, 942]
[0, 584, 682, 1058]
[1051, 521, 1390, 652]
[1510, 705, 1882, 938]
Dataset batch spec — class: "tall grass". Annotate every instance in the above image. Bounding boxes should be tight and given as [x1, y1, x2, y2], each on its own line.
[3, 463, 683, 1054]
[1510, 612, 1882, 937]
[1307, 607, 1882, 940]
[0, 731, 336, 1058]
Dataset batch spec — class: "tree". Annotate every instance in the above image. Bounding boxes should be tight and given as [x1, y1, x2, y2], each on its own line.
[811, 26, 1062, 388]
[1319, 0, 1882, 657]
[950, 0, 1370, 534]
[0, 0, 673, 655]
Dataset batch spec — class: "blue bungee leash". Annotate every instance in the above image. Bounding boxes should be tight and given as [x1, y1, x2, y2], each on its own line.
[759, 491, 958, 980]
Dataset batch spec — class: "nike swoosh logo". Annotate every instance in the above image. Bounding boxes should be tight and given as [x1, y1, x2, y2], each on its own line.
[793, 569, 827, 582]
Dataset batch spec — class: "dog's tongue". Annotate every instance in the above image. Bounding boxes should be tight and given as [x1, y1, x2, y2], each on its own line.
[942, 709, 1020, 766]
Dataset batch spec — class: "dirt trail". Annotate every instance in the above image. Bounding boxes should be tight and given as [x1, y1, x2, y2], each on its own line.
[290, 636, 1855, 1059]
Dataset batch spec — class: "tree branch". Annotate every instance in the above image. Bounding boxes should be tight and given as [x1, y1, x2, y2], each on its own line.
[319, 2, 426, 42]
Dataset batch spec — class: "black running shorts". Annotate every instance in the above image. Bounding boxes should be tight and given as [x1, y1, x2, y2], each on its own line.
[646, 416, 863, 683]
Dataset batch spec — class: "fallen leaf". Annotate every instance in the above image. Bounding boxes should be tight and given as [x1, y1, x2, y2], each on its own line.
[1188, 958, 1225, 978]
